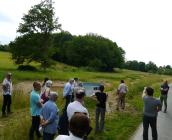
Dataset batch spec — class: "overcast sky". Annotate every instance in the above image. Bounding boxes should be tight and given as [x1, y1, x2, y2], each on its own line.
[0, 0, 172, 66]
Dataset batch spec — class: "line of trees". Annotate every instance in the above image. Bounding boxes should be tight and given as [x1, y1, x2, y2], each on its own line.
[124, 60, 172, 75]
[2, 0, 172, 74]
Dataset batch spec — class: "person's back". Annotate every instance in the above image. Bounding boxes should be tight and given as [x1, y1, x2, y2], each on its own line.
[118, 83, 128, 94]
[142, 87, 161, 140]
[67, 100, 89, 121]
[95, 91, 107, 108]
[143, 96, 160, 117]
[41, 92, 59, 140]
[41, 100, 58, 133]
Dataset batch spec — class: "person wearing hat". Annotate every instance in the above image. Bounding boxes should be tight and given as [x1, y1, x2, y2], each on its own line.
[41, 80, 53, 104]
[40, 92, 59, 140]
[1, 72, 13, 116]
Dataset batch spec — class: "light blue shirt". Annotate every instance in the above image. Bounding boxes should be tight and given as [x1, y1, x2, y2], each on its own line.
[41, 100, 59, 134]
[30, 90, 42, 116]
[63, 82, 73, 97]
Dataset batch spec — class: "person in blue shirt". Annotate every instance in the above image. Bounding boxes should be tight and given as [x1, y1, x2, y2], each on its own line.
[63, 79, 74, 110]
[40, 92, 59, 140]
[29, 81, 42, 140]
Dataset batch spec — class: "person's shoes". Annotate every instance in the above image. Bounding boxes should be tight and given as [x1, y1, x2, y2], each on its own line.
[7, 111, 13, 114]
[2, 113, 7, 117]
[164, 110, 167, 113]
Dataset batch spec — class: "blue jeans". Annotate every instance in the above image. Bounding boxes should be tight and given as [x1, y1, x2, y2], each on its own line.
[95, 107, 105, 132]
[143, 115, 157, 140]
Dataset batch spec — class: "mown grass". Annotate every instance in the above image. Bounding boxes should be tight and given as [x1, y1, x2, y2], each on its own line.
[0, 51, 172, 140]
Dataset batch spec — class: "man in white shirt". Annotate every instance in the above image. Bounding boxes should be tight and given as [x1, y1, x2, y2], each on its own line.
[116, 80, 128, 110]
[67, 89, 89, 121]
[2, 72, 13, 117]
[67, 90, 91, 140]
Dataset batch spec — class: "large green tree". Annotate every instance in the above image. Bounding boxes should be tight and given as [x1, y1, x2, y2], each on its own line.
[10, 0, 61, 70]
[52, 33, 125, 71]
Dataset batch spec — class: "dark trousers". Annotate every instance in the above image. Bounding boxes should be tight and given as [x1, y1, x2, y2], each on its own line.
[116, 93, 126, 110]
[64, 95, 73, 110]
[160, 94, 167, 111]
[143, 115, 157, 140]
[43, 132, 55, 140]
[2, 94, 11, 114]
[29, 116, 41, 140]
[58, 110, 69, 135]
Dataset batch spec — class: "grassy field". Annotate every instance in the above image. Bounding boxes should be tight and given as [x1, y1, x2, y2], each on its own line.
[0, 51, 172, 140]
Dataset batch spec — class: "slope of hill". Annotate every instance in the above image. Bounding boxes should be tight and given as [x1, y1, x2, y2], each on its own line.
[0, 51, 171, 140]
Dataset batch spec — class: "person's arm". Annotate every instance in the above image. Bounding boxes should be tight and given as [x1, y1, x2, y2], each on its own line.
[142, 87, 147, 98]
[42, 107, 57, 126]
[34, 95, 42, 107]
[156, 100, 162, 112]
[45, 88, 50, 97]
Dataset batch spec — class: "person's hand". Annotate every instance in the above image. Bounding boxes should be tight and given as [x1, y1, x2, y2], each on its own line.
[41, 120, 49, 126]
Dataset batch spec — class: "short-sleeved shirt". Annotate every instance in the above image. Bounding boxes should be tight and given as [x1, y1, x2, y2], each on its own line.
[95, 92, 107, 108]
[30, 90, 42, 116]
[118, 83, 128, 94]
[143, 96, 161, 117]
[40, 100, 59, 134]
[67, 101, 89, 121]
[160, 84, 169, 95]
[63, 82, 73, 97]
[2, 78, 12, 95]
[55, 133, 82, 140]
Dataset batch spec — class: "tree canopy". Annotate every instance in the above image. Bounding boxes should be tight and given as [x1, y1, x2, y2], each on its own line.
[52, 33, 125, 71]
[10, 0, 61, 70]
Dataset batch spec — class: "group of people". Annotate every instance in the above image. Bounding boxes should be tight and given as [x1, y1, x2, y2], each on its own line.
[28, 77, 108, 140]
[1, 72, 171, 140]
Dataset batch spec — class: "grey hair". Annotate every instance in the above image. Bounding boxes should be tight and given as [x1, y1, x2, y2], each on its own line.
[49, 91, 58, 101]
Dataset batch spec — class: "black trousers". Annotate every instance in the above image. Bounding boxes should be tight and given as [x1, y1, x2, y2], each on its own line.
[43, 132, 55, 140]
[29, 116, 41, 140]
[2, 94, 11, 114]
[143, 115, 157, 140]
[64, 95, 74, 111]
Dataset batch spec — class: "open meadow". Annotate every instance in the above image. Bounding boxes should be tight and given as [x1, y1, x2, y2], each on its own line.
[0, 51, 172, 140]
